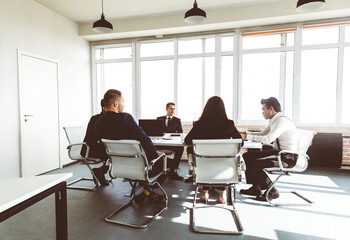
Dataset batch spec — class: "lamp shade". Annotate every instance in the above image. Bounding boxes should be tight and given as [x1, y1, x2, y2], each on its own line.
[93, 13, 113, 33]
[296, 0, 325, 12]
[184, 0, 206, 24]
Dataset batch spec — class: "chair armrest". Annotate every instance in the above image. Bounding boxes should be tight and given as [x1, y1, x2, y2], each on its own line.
[66, 143, 85, 149]
[277, 150, 309, 170]
[67, 142, 90, 159]
[148, 153, 167, 172]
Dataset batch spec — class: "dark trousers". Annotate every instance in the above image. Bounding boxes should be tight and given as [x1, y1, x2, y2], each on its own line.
[243, 150, 280, 190]
[156, 146, 184, 172]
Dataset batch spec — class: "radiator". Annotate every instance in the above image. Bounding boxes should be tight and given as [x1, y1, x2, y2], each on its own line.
[306, 133, 343, 168]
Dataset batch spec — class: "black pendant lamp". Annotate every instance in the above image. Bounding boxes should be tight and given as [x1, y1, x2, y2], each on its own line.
[296, 0, 325, 12]
[93, 0, 113, 33]
[184, 0, 207, 24]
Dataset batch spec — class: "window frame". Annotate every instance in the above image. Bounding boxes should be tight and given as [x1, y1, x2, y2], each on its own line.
[91, 22, 350, 127]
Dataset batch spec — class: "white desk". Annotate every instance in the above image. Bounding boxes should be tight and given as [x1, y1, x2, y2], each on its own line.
[0, 173, 72, 240]
[151, 133, 186, 147]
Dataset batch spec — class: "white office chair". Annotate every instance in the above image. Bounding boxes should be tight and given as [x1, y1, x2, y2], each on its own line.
[192, 139, 244, 235]
[63, 126, 104, 191]
[263, 129, 316, 206]
[102, 139, 168, 229]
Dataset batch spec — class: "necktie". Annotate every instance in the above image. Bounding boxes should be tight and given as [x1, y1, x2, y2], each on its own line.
[167, 117, 171, 127]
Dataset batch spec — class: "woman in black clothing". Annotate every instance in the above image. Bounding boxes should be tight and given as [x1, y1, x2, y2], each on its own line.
[185, 96, 242, 204]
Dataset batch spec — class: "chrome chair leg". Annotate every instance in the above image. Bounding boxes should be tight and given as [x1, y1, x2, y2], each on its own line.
[265, 173, 314, 206]
[67, 163, 98, 191]
[105, 181, 168, 229]
[191, 185, 244, 235]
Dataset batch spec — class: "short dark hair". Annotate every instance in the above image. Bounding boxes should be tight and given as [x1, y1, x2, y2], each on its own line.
[261, 97, 281, 112]
[104, 89, 122, 108]
[166, 102, 176, 109]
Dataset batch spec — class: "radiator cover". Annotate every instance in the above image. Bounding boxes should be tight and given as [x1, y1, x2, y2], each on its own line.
[306, 133, 343, 168]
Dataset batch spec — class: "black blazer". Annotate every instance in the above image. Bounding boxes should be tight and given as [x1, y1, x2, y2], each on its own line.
[185, 120, 242, 151]
[96, 111, 159, 161]
[81, 112, 108, 161]
[157, 116, 183, 133]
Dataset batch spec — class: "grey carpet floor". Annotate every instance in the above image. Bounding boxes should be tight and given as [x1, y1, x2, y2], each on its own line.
[1, 162, 350, 240]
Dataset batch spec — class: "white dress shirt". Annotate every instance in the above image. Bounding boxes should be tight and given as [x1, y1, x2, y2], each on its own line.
[247, 112, 299, 152]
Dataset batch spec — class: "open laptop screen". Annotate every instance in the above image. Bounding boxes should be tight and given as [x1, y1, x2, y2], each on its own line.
[138, 119, 165, 137]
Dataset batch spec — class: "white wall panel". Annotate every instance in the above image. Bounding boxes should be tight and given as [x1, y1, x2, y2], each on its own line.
[0, 0, 91, 178]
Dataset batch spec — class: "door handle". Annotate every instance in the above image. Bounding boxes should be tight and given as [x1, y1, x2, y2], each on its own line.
[24, 114, 34, 117]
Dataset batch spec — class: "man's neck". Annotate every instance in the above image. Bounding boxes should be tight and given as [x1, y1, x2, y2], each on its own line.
[166, 115, 173, 118]
[106, 107, 120, 113]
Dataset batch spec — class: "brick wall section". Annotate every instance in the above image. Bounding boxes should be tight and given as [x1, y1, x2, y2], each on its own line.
[181, 124, 350, 165]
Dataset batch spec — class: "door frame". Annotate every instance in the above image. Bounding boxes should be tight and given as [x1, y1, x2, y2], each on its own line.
[17, 50, 61, 176]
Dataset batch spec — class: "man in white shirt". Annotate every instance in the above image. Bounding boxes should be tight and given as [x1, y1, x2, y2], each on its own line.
[240, 97, 299, 201]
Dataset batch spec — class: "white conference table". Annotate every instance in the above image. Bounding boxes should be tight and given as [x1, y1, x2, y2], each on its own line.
[151, 133, 185, 147]
[151, 133, 262, 150]
[0, 173, 72, 240]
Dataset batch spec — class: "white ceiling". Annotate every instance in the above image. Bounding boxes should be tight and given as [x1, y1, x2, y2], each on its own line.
[34, 0, 285, 23]
[32, 0, 350, 41]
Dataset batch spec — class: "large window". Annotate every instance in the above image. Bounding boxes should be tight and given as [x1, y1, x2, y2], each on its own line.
[178, 58, 203, 121]
[221, 56, 234, 118]
[343, 47, 350, 123]
[95, 44, 133, 114]
[240, 31, 294, 121]
[140, 60, 174, 119]
[93, 22, 350, 126]
[300, 49, 338, 123]
[241, 52, 281, 120]
[302, 26, 339, 45]
[300, 25, 342, 124]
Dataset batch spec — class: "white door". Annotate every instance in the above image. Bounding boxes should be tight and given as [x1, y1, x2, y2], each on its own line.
[18, 51, 60, 177]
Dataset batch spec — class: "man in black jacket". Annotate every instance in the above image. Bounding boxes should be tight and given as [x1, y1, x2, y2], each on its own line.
[157, 102, 184, 181]
[96, 89, 166, 202]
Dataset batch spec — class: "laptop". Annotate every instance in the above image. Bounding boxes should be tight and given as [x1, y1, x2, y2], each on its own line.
[138, 119, 165, 137]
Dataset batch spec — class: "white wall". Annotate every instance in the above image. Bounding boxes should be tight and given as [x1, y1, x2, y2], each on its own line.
[0, 0, 91, 179]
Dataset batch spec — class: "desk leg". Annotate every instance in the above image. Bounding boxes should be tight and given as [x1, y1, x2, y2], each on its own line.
[55, 182, 67, 240]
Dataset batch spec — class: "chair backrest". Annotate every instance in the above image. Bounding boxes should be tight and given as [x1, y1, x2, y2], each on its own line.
[193, 139, 242, 184]
[102, 139, 148, 181]
[292, 129, 316, 172]
[63, 126, 85, 160]
[63, 126, 85, 144]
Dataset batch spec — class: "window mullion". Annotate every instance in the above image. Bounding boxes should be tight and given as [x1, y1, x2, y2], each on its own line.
[100, 49, 105, 113]
[293, 25, 303, 125]
[233, 31, 240, 122]
[91, 46, 98, 115]
[174, 39, 179, 111]
[202, 38, 206, 108]
[237, 33, 243, 123]
[215, 35, 221, 96]
[134, 42, 141, 120]
[337, 26, 345, 124]
[279, 34, 287, 112]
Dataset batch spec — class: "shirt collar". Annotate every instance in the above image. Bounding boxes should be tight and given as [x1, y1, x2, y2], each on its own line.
[270, 112, 282, 124]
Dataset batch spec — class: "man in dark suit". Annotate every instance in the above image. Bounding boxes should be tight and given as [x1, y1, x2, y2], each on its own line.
[81, 99, 109, 186]
[157, 102, 184, 181]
